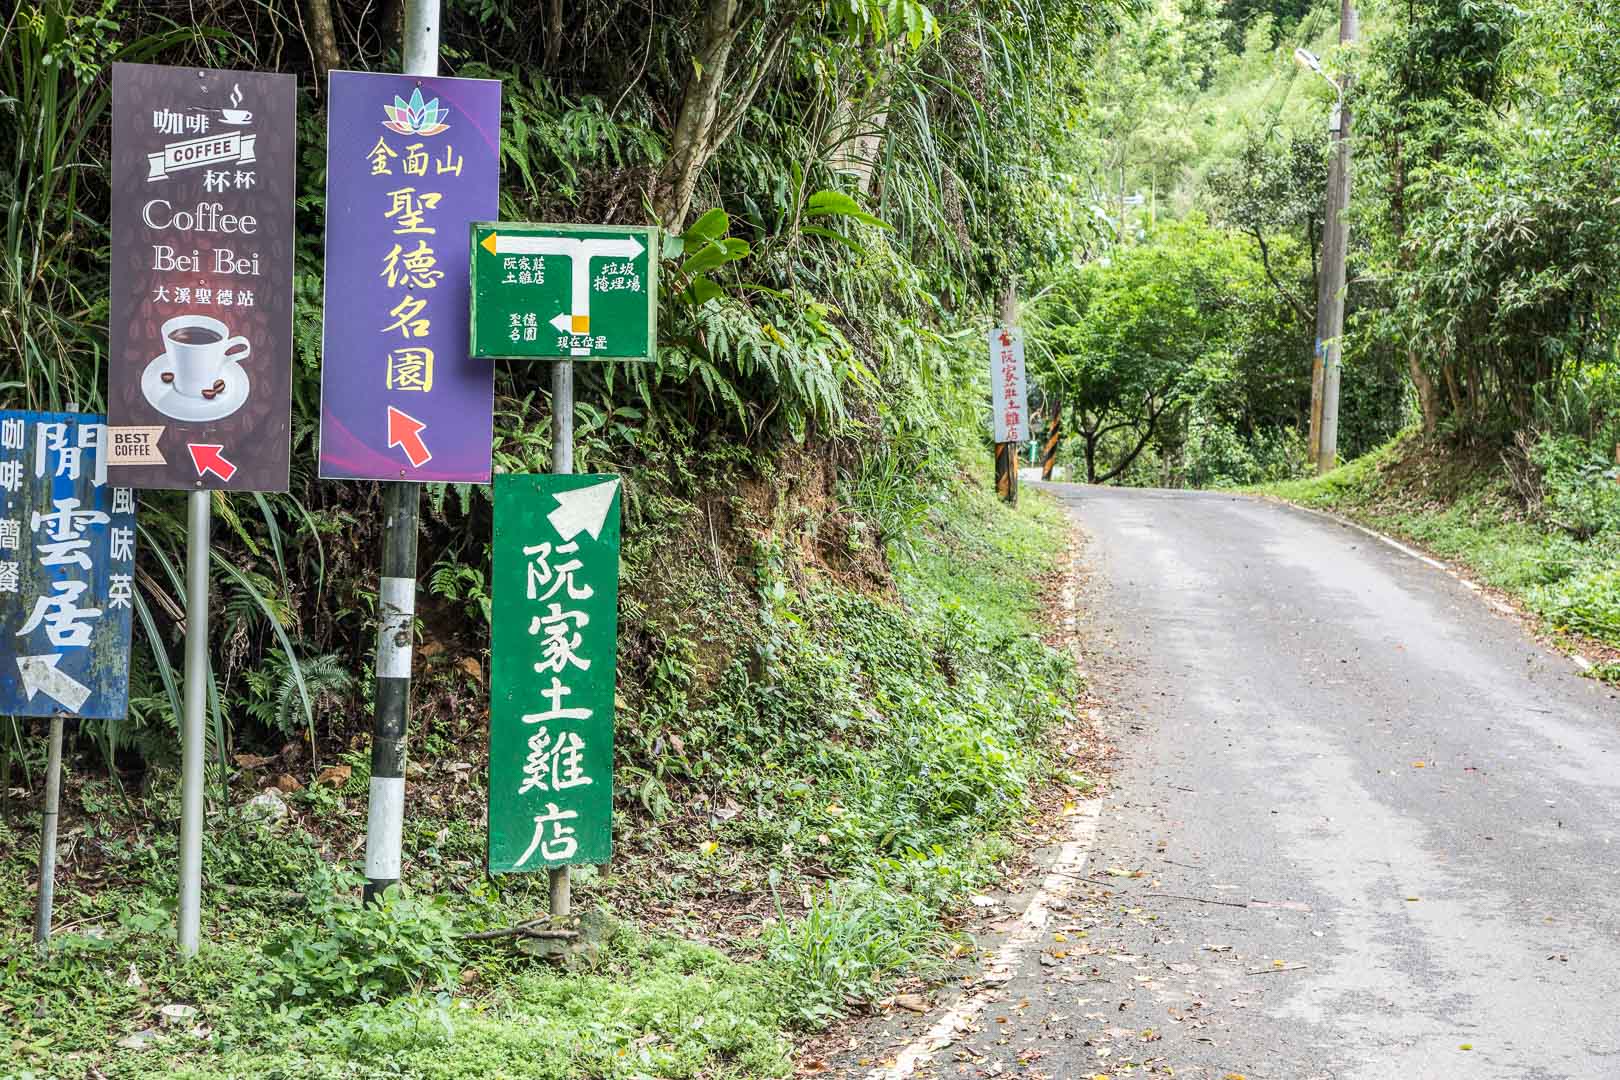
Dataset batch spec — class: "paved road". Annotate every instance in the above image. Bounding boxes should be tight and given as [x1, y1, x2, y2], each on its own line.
[834, 485, 1620, 1080]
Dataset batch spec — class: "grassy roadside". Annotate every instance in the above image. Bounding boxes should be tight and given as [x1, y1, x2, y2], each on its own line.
[0, 475, 1084, 1079]
[1263, 432, 1620, 677]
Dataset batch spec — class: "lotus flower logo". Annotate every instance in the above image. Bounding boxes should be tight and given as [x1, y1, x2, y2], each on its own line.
[382, 87, 450, 136]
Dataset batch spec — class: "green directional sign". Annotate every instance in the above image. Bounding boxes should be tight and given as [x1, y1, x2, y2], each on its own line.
[470, 222, 659, 361]
[489, 473, 621, 874]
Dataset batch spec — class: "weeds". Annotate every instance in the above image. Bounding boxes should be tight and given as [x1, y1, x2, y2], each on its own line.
[0, 477, 1079, 1077]
[255, 869, 463, 1009]
[764, 880, 942, 1030]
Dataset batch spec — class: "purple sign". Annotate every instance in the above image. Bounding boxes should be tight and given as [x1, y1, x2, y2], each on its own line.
[318, 71, 501, 483]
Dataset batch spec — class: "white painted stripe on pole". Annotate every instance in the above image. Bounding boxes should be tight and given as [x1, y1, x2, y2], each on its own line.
[379, 575, 417, 615]
[376, 575, 416, 680]
[365, 775, 406, 880]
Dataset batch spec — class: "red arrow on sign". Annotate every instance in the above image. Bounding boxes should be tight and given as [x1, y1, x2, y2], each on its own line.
[386, 406, 432, 468]
[187, 443, 238, 481]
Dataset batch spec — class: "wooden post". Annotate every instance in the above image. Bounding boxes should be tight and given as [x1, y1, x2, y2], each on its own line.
[1041, 402, 1062, 481]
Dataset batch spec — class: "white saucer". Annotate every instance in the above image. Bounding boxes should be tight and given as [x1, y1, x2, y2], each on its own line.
[140, 353, 250, 422]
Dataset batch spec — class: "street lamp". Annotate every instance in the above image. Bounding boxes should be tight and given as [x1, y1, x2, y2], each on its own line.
[1293, 47, 1329, 82]
[1294, 48, 1343, 134]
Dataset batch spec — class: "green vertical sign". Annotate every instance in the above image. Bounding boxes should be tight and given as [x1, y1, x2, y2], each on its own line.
[469, 222, 658, 361]
[489, 473, 621, 873]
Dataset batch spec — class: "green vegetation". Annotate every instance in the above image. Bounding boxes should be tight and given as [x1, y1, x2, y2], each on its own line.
[1031, 216, 1310, 486]
[1024, 0, 1620, 492]
[2, 0, 1114, 1067]
[7, 0, 1620, 1065]
[1026, 0, 1616, 645]
[0, 477, 1083, 1076]
[0, 0, 1122, 770]
[1022, 0, 1410, 488]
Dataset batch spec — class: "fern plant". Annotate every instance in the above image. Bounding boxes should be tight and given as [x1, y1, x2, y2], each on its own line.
[428, 559, 493, 628]
[243, 650, 356, 739]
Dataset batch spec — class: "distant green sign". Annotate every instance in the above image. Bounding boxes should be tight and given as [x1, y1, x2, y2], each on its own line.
[469, 222, 658, 361]
[489, 473, 621, 874]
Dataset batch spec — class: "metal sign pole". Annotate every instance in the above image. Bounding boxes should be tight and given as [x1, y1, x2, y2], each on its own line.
[177, 488, 210, 955]
[549, 358, 573, 919]
[33, 714, 64, 954]
[362, 0, 438, 907]
[365, 483, 417, 904]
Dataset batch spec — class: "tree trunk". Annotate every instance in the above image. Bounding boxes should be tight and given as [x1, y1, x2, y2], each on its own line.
[1407, 349, 1437, 436]
[544, 0, 565, 69]
[305, 0, 343, 80]
[1093, 415, 1159, 485]
[829, 70, 890, 198]
[656, 0, 746, 232]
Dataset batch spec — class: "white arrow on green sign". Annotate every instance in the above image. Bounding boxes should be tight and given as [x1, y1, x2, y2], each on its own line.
[488, 473, 622, 874]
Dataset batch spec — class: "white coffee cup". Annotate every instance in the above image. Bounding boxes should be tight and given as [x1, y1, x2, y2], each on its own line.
[161, 315, 250, 398]
[221, 108, 253, 124]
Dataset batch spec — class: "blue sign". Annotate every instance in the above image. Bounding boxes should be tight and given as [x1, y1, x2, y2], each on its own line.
[0, 411, 136, 719]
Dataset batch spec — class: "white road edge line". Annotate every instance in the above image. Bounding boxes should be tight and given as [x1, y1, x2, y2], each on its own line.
[865, 800, 1103, 1080]
[1286, 502, 1598, 674]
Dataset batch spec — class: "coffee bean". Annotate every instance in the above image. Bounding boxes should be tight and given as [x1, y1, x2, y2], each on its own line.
[201, 388, 218, 400]
[212, 378, 226, 392]
[160, 372, 175, 383]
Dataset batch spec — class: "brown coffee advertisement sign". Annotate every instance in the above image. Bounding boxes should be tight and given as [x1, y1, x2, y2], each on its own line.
[108, 63, 296, 492]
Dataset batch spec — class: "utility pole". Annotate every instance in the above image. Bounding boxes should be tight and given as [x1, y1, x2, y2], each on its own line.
[363, 0, 436, 907]
[1302, 1, 1358, 475]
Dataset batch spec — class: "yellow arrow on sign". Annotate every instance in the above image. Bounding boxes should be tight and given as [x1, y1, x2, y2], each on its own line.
[480, 230, 499, 256]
